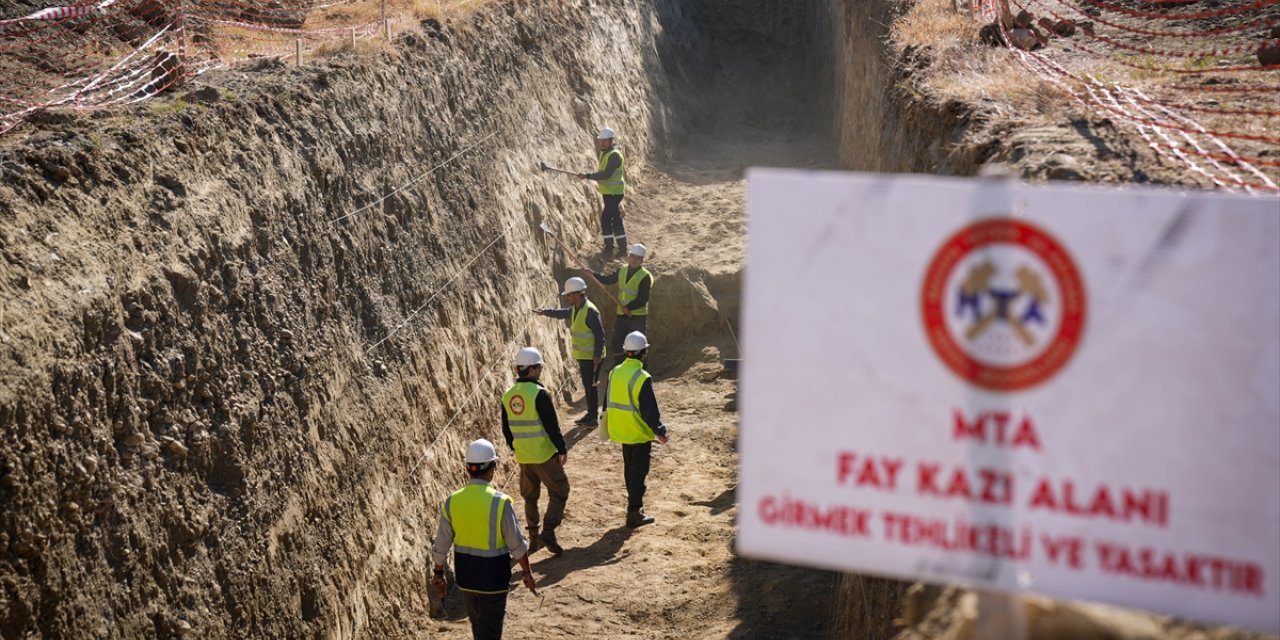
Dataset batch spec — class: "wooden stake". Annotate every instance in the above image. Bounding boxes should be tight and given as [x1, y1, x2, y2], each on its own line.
[381, 0, 389, 39]
[295, 38, 302, 65]
[351, 27, 356, 48]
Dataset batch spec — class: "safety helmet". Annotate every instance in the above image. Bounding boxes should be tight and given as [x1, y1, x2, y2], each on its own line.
[623, 331, 649, 352]
[465, 439, 498, 464]
[515, 347, 543, 367]
[597, 127, 616, 140]
[628, 243, 647, 258]
[561, 277, 588, 295]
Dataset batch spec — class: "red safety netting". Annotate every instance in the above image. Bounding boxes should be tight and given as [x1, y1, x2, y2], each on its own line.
[985, 0, 1280, 192]
[0, 0, 464, 134]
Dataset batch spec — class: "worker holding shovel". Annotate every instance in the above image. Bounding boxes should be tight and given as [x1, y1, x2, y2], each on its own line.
[577, 126, 627, 257]
[533, 277, 606, 427]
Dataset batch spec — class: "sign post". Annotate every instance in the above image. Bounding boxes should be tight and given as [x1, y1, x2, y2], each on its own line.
[738, 170, 1280, 633]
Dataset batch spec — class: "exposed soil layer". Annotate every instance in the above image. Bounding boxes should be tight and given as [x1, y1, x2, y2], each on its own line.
[2, 0, 1276, 638]
[0, 0, 840, 637]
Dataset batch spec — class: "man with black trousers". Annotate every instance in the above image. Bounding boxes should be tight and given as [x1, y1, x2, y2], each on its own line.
[604, 331, 670, 528]
[534, 277, 606, 426]
[431, 439, 537, 640]
[578, 126, 627, 256]
[585, 243, 653, 368]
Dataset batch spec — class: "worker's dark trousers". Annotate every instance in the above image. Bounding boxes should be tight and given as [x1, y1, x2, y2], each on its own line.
[577, 359, 599, 419]
[600, 194, 626, 252]
[461, 591, 508, 640]
[609, 315, 648, 367]
[622, 442, 652, 511]
[519, 456, 570, 533]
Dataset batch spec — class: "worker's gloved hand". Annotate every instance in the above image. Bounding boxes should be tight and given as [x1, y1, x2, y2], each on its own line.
[431, 572, 447, 597]
[522, 571, 538, 594]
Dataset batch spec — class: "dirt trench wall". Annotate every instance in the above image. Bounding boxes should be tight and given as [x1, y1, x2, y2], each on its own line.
[829, 0, 986, 176]
[824, 0, 979, 636]
[0, 1, 697, 637]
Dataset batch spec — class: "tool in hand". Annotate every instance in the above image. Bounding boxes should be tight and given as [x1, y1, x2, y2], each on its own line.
[538, 221, 625, 310]
[539, 161, 580, 177]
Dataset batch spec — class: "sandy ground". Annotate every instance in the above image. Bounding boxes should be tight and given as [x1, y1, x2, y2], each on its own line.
[419, 137, 843, 639]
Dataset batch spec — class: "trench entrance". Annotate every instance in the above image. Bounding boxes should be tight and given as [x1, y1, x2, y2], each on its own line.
[443, 3, 850, 638]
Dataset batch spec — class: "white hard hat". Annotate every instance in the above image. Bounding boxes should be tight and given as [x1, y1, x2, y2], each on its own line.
[515, 347, 543, 367]
[465, 439, 498, 465]
[623, 331, 649, 352]
[597, 127, 615, 140]
[561, 277, 588, 295]
[628, 243, 647, 258]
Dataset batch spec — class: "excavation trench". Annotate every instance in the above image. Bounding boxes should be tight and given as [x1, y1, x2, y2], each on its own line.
[0, 0, 977, 637]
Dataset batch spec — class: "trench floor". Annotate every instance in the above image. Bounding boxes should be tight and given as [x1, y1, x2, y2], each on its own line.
[420, 135, 841, 639]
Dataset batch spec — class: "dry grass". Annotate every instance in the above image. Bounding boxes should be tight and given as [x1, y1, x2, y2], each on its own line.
[892, 0, 1066, 121]
[201, 0, 490, 62]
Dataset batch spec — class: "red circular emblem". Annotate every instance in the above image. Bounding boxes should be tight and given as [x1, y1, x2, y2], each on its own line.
[509, 396, 526, 415]
[921, 218, 1086, 391]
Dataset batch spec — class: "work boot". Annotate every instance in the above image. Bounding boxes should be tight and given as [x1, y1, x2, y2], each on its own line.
[527, 526, 541, 553]
[626, 509, 655, 528]
[539, 529, 563, 556]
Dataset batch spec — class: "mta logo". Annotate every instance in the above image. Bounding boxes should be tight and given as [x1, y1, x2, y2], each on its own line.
[956, 261, 1049, 346]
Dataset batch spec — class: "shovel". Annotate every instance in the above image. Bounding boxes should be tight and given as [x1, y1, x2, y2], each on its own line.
[539, 221, 624, 310]
[539, 161, 579, 177]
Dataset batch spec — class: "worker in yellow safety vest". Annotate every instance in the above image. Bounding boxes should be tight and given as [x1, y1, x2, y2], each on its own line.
[533, 277, 606, 426]
[578, 126, 627, 257]
[500, 347, 569, 556]
[586, 243, 654, 368]
[603, 331, 670, 528]
[431, 439, 537, 640]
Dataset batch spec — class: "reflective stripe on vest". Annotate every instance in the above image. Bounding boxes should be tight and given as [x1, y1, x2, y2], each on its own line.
[444, 483, 512, 593]
[606, 358, 656, 444]
[502, 382, 558, 464]
[571, 300, 603, 361]
[596, 147, 625, 195]
[615, 265, 653, 317]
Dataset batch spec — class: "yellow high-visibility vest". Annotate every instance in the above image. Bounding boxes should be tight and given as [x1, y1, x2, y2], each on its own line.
[606, 357, 657, 444]
[571, 300, 603, 361]
[444, 483, 513, 594]
[615, 265, 653, 316]
[596, 147, 625, 195]
[503, 382, 557, 464]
